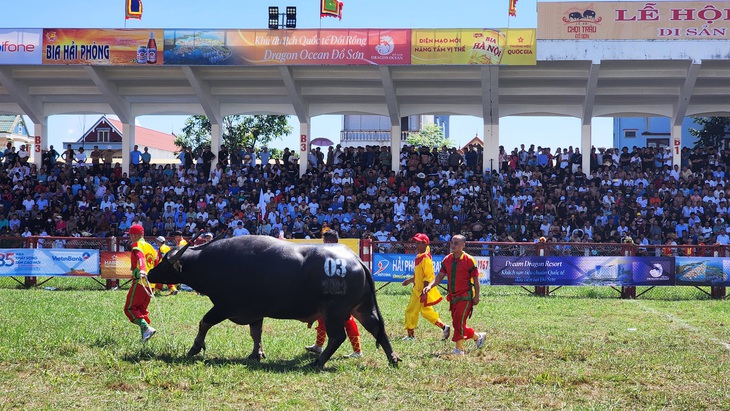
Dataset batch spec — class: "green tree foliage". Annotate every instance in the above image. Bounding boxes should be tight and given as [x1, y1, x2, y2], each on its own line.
[405, 124, 453, 149]
[689, 117, 730, 149]
[174, 115, 292, 151]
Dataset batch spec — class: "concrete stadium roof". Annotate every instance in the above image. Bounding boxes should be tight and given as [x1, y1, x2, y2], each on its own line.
[0, 40, 728, 126]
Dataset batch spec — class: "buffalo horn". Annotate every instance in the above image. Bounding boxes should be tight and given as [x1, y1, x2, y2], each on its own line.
[168, 232, 202, 264]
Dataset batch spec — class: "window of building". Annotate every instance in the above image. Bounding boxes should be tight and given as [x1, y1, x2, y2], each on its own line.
[646, 138, 669, 148]
[624, 129, 637, 138]
[97, 129, 110, 143]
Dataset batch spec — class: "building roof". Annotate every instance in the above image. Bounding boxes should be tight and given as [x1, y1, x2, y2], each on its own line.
[105, 117, 177, 153]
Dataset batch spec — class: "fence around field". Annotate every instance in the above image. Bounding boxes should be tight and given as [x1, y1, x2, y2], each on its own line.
[368, 240, 729, 300]
[0, 235, 728, 300]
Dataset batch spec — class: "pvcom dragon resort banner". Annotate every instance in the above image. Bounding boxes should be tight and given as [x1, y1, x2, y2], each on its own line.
[491, 256, 674, 286]
[0, 249, 99, 277]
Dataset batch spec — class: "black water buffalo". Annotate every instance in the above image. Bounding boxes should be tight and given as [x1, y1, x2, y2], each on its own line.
[147, 235, 401, 368]
[569, 11, 583, 20]
[583, 9, 596, 19]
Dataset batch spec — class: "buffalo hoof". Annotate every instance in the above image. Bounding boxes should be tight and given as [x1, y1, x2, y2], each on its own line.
[389, 353, 402, 367]
[306, 359, 324, 369]
[247, 351, 266, 361]
[187, 342, 206, 357]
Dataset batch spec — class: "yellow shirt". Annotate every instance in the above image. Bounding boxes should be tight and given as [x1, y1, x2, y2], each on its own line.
[413, 246, 442, 306]
[132, 238, 158, 287]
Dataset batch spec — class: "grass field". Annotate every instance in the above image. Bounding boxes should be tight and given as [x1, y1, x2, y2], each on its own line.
[0, 278, 728, 410]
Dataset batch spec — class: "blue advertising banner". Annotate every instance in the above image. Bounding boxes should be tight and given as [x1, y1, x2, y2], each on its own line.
[491, 256, 674, 286]
[676, 257, 730, 286]
[0, 29, 42, 65]
[372, 253, 490, 285]
[0, 249, 100, 277]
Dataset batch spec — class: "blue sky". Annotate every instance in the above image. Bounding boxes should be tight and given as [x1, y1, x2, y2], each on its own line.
[6, 0, 613, 151]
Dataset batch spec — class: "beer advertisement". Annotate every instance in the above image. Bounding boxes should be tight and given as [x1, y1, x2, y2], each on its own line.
[411, 28, 536, 65]
[0, 29, 42, 65]
[100, 252, 132, 279]
[42, 29, 164, 65]
[538, 1, 730, 40]
[162, 29, 411, 66]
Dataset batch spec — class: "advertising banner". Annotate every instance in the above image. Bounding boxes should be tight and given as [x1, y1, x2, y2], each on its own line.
[42, 29, 164, 65]
[100, 251, 132, 279]
[412, 28, 536, 65]
[285, 238, 360, 255]
[675, 257, 730, 286]
[372, 253, 489, 284]
[0, 249, 99, 277]
[163, 29, 410, 66]
[0, 29, 42, 65]
[538, 1, 730, 40]
[491, 256, 674, 286]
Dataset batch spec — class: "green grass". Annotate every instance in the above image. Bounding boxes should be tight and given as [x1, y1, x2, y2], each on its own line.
[0, 278, 729, 410]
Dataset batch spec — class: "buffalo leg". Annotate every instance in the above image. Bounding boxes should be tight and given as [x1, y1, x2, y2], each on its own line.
[314, 313, 348, 367]
[352, 307, 401, 366]
[247, 318, 266, 361]
[188, 306, 228, 356]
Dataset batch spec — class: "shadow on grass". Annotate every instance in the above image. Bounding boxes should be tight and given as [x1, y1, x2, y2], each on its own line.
[122, 351, 337, 373]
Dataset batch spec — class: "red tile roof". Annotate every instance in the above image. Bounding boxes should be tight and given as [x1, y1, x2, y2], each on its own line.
[108, 118, 178, 153]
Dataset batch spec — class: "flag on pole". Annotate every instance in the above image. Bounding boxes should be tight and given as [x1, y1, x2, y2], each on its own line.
[258, 188, 267, 221]
[509, 0, 518, 17]
[321, 0, 343, 20]
[126, 0, 143, 20]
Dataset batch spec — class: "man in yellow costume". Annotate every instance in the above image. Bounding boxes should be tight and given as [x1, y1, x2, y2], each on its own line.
[401, 233, 450, 340]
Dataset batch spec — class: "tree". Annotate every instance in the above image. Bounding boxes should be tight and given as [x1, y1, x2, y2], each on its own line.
[689, 116, 730, 149]
[174, 115, 292, 151]
[405, 124, 453, 149]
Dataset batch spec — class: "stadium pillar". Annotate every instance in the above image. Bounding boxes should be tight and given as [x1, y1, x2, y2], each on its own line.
[33, 118, 47, 169]
[390, 124, 401, 174]
[481, 66, 499, 173]
[210, 122, 221, 172]
[621, 244, 636, 299]
[580, 123, 591, 174]
[122, 121, 135, 176]
[671, 125, 682, 168]
[535, 242, 549, 296]
[299, 122, 309, 177]
[711, 247, 726, 299]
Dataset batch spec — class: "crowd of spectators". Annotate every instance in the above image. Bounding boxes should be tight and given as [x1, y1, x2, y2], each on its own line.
[3, 139, 730, 250]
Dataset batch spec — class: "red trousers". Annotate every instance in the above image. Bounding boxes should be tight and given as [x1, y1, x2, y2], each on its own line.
[314, 315, 359, 346]
[449, 299, 475, 342]
[124, 281, 151, 325]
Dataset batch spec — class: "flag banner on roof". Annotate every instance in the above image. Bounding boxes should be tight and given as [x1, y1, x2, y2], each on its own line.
[509, 0, 518, 16]
[321, 0, 343, 19]
[125, 0, 143, 20]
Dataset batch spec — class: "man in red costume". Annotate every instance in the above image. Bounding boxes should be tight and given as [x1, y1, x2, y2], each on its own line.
[423, 234, 486, 355]
[123, 224, 158, 342]
[305, 230, 362, 358]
